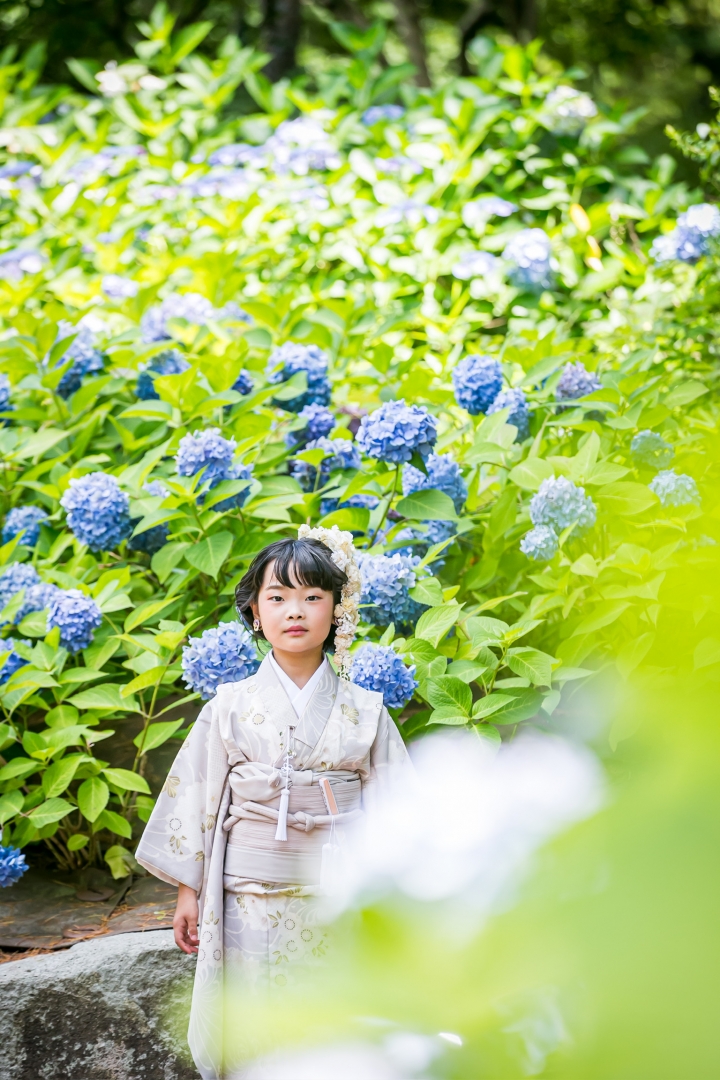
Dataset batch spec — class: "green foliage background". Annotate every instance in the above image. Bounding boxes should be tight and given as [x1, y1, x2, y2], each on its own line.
[0, 12, 718, 881]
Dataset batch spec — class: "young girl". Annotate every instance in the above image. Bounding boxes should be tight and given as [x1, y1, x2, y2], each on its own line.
[136, 525, 410, 1079]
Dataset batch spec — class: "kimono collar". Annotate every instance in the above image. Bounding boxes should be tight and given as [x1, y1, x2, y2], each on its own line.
[267, 651, 328, 719]
[254, 653, 338, 759]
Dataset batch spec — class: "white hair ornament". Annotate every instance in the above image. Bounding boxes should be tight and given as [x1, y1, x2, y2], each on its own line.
[297, 523, 361, 679]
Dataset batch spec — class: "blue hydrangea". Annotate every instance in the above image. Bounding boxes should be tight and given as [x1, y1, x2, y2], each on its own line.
[650, 204, 720, 264]
[375, 201, 439, 228]
[320, 493, 380, 517]
[0, 844, 28, 886]
[541, 86, 597, 135]
[452, 355, 503, 414]
[102, 274, 139, 299]
[556, 362, 602, 401]
[350, 644, 418, 711]
[631, 430, 675, 470]
[362, 105, 405, 126]
[181, 622, 259, 699]
[60, 473, 132, 551]
[52, 321, 105, 399]
[520, 525, 559, 562]
[286, 404, 335, 449]
[462, 197, 517, 229]
[0, 563, 40, 617]
[356, 400, 437, 465]
[15, 582, 61, 623]
[359, 552, 426, 629]
[175, 428, 252, 509]
[488, 388, 530, 441]
[2, 506, 49, 547]
[0, 373, 12, 421]
[402, 453, 467, 514]
[530, 476, 596, 534]
[390, 519, 456, 566]
[128, 523, 169, 555]
[451, 251, 498, 280]
[232, 369, 254, 396]
[136, 350, 190, 399]
[649, 470, 701, 507]
[290, 437, 360, 492]
[47, 589, 103, 653]
[0, 639, 30, 685]
[503, 229, 553, 290]
[266, 342, 332, 413]
[0, 248, 43, 281]
[141, 292, 216, 342]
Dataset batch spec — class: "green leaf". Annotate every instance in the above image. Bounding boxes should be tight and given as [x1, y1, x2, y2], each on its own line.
[506, 647, 554, 686]
[124, 597, 178, 633]
[664, 380, 708, 408]
[466, 616, 508, 649]
[425, 675, 472, 715]
[102, 768, 151, 794]
[133, 716, 184, 753]
[484, 688, 543, 725]
[428, 708, 471, 726]
[95, 809, 132, 839]
[415, 602, 463, 648]
[105, 844, 137, 879]
[0, 757, 38, 782]
[42, 756, 81, 797]
[474, 724, 502, 747]
[471, 694, 516, 719]
[185, 531, 233, 580]
[408, 577, 444, 607]
[28, 797, 75, 828]
[318, 508, 370, 532]
[598, 482, 658, 516]
[121, 665, 167, 698]
[0, 789, 24, 825]
[77, 777, 109, 822]
[396, 490, 458, 521]
[67, 834, 89, 851]
[508, 458, 554, 491]
[68, 684, 140, 712]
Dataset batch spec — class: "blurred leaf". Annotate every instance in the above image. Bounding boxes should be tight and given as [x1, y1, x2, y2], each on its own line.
[506, 647, 554, 686]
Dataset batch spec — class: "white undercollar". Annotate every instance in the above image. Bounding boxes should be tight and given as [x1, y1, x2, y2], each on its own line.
[268, 652, 328, 719]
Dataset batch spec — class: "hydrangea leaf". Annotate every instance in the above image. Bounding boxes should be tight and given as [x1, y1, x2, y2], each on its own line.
[0, 789, 24, 825]
[94, 808, 132, 839]
[41, 755, 82, 797]
[428, 707, 470, 726]
[77, 777, 109, 822]
[102, 768, 151, 794]
[396, 490, 458, 521]
[506, 647, 554, 686]
[409, 577, 444, 606]
[426, 675, 472, 715]
[508, 458, 554, 491]
[184, 531, 233, 580]
[104, 844, 136, 879]
[133, 716, 185, 753]
[68, 684, 140, 712]
[415, 601, 463, 648]
[597, 482, 658, 516]
[28, 797, 75, 829]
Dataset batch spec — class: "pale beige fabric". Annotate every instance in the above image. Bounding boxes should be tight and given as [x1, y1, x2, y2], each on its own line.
[136, 653, 410, 1080]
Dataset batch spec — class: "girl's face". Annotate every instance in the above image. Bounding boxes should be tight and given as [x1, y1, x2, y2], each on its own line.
[251, 560, 335, 658]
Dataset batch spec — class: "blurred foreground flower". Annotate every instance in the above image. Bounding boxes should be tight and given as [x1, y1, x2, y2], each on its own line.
[0, 640, 30, 684]
[182, 623, 259, 699]
[2, 506, 49, 546]
[266, 342, 332, 413]
[649, 469, 701, 507]
[362, 105, 405, 125]
[541, 86, 597, 135]
[462, 196, 516, 229]
[51, 320, 104, 399]
[650, 203, 720, 264]
[504, 229, 553, 290]
[487, 387, 530, 441]
[631, 429, 675, 470]
[555, 361, 602, 402]
[136, 349, 190, 399]
[0, 563, 40, 616]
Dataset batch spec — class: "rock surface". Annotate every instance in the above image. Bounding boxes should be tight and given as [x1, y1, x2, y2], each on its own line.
[0, 929, 199, 1080]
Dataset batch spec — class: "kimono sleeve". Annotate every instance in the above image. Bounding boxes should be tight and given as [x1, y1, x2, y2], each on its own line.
[135, 697, 228, 892]
[362, 705, 412, 809]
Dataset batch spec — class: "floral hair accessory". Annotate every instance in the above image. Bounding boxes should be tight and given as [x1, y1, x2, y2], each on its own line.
[297, 523, 361, 679]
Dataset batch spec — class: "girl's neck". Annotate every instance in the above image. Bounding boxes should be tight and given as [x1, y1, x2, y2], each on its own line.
[270, 647, 324, 689]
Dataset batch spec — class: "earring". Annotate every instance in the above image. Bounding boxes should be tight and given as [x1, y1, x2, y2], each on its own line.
[253, 618, 261, 632]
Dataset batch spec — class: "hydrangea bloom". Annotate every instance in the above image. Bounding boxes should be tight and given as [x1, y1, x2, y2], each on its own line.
[52, 320, 104, 399]
[128, 523, 169, 555]
[452, 250, 498, 281]
[181, 622, 259, 699]
[488, 388, 530, 441]
[232, 369, 254, 396]
[136, 349, 190, 399]
[350, 644, 418, 710]
[362, 105, 405, 125]
[530, 476, 596, 534]
[403, 453, 467, 513]
[503, 229, 553, 290]
[556, 362, 602, 401]
[631, 430, 675, 470]
[16, 582, 61, 623]
[462, 197, 517, 229]
[452, 354, 503, 414]
[359, 552, 426, 629]
[47, 589, 103, 653]
[320, 493, 380, 517]
[60, 473, 132, 551]
[0, 639, 30, 685]
[542, 86, 597, 135]
[520, 524, 559, 562]
[290, 437, 360, 492]
[266, 342, 332, 413]
[175, 428, 252, 509]
[102, 274, 139, 299]
[650, 204, 720, 264]
[141, 292, 216, 342]
[286, 403, 335, 449]
[0, 844, 28, 886]
[390, 519, 456, 566]
[374, 156, 423, 176]
[2, 506, 49, 546]
[649, 470, 701, 507]
[0, 373, 11, 421]
[0, 563, 40, 616]
[0, 248, 43, 281]
[356, 400, 437, 465]
[376, 201, 439, 228]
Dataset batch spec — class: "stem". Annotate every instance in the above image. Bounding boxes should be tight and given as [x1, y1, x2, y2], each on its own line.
[370, 464, 400, 546]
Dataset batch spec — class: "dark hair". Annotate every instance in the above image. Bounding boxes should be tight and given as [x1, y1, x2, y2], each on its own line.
[235, 537, 347, 651]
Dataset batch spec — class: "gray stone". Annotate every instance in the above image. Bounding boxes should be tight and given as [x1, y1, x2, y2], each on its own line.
[0, 929, 200, 1080]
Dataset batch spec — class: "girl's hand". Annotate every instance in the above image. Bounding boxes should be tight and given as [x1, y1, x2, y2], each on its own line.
[173, 883, 200, 954]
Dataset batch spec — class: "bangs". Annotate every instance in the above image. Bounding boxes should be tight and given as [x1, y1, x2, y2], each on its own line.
[268, 540, 341, 593]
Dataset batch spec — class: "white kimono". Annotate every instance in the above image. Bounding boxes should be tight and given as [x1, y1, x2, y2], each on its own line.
[136, 653, 410, 1079]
